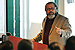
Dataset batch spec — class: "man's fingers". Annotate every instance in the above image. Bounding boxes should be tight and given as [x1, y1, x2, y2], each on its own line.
[55, 26, 58, 30]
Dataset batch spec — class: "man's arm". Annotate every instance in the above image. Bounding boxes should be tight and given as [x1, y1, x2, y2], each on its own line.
[32, 29, 43, 42]
[61, 18, 72, 37]
[56, 18, 72, 38]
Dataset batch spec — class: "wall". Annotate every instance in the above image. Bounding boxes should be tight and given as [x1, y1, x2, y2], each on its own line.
[59, 0, 64, 15]
[0, 0, 6, 37]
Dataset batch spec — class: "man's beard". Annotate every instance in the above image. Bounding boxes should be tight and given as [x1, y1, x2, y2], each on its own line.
[48, 14, 55, 19]
[47, 11, 55, 19]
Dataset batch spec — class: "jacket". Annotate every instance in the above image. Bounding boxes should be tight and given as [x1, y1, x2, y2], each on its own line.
[33, 13, 72, 46]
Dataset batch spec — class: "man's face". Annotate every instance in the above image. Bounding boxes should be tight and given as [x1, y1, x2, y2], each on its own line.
[46, 3, 57, 16]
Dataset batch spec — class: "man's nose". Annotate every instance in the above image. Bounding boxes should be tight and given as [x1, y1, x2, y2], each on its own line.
[49, 9, 52, 11]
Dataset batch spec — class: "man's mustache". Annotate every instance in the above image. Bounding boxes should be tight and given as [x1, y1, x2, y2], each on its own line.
[48, 11, 54, 15]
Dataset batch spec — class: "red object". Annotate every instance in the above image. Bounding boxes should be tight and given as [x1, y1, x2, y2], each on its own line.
[9, 36, 48, 50]
[33, 41, 48, 50]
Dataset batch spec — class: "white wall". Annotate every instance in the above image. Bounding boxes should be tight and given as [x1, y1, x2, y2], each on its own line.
[0, 0, 6, 37]
[28, 0, 50, 39]
[59, 0, 64, 15]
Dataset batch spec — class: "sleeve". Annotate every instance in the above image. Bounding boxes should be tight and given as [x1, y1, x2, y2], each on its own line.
[61, 18, 72, 38]
[33, 29, 43, 42]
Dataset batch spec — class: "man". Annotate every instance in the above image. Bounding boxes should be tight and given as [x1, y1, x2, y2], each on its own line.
[18, 39, 33, 50]
[32, 2, 72, 46]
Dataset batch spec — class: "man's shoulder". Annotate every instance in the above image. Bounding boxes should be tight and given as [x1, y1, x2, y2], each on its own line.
[58, 14, 68, 19]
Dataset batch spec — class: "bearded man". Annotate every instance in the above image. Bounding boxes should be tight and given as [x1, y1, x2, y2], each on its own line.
[31, 2, 72, 47]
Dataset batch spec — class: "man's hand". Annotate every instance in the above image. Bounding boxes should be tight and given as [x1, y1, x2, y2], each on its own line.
[55, 26, 62, 35]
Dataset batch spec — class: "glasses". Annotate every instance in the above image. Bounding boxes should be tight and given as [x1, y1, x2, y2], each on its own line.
[46, 7, 56, 11]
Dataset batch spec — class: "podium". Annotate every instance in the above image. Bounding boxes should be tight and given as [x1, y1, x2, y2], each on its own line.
[9, 36, 48, 50]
